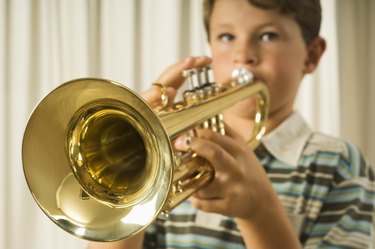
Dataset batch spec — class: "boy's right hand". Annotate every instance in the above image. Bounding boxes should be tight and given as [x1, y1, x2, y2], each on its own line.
[140, 56, 212, 107]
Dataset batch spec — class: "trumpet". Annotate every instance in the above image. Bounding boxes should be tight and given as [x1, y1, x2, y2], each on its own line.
[22, 66, 269, 241]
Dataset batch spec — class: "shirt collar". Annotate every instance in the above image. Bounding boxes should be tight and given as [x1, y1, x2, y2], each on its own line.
[261, 112, 312, 167]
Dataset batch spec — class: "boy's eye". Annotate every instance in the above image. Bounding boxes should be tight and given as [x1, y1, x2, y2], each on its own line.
[260, 32, 279, 41]
[218, 33, 235, 42]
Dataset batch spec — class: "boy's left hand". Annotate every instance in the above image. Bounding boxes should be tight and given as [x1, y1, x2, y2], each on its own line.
[174, 125, 274, 220]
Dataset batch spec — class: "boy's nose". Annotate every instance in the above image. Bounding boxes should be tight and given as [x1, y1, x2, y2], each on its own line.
[233, 45, 258, 66]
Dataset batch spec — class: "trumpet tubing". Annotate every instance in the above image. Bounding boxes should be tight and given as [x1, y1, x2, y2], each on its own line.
[22, 66, 269, 241]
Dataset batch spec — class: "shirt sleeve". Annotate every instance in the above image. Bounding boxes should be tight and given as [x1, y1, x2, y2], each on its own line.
[303, 142, 375, 248]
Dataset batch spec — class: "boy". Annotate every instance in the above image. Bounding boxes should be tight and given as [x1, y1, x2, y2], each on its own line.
[88, 0, 374, 248]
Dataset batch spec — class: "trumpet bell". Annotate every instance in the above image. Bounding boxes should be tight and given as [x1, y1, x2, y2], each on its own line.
[22, 78, 174, 241]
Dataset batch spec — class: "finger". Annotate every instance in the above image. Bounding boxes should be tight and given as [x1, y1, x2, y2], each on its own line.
[191, 55, 212, 68]
[193, 178, 224, 200]
[175, 128, 252, 167]
[191, 134, 237, 172]
[173, 130, 197, 151]
[174, 130, 236, 166]
[140, 85, 176, 106]
[175, 132, 236, 172]
[194, 129, 247, 160]
[190, 196, 229, 215]
[156, 56, 212, 89]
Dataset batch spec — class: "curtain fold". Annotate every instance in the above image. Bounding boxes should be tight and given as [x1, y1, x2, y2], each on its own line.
[0, 0, 5, 245]
[337, 0, 375, 166]
[1, 1, 373, 249]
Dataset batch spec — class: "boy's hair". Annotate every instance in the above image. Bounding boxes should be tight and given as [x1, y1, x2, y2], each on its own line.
[203, 0, 322, 44]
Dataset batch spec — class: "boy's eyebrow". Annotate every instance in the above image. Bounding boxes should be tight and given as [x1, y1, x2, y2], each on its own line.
[257, 22, 280, 29]
[211, 23, 234, 29]
[211, 22, 280, 30]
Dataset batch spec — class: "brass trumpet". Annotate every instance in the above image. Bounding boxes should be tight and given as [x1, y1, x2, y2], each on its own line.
[22, 66, 268, 241]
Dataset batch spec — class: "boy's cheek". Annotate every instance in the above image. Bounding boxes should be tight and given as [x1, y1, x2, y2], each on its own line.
[211, 59, 233, 83]
[213, 67, 230, 83]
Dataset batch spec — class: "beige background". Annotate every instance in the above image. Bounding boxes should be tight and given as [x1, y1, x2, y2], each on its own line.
[1, 0, 374, 248]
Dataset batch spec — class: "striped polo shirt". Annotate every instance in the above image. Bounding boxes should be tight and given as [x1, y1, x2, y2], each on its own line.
[144, 112, 375, 249]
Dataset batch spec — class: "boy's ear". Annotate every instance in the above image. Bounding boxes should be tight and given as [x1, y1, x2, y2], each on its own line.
[303, 36, 326, 73]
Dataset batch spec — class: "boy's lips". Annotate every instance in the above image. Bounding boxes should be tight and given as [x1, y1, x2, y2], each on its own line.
[230, 68, 267, 85]
[215, 68, 264, 85]
[231, 68, 254, 84]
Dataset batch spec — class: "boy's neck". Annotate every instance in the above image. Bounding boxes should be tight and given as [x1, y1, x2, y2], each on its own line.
[265, 107, 294, 133]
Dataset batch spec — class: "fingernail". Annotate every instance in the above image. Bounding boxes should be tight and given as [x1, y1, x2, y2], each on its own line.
[175, 137, 184, 149]
[184, 56, 193, 64]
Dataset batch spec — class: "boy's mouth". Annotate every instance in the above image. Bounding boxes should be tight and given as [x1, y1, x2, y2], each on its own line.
[231, 68, 258, 85]
[216, 68, 262, 85]
[232, 68, 253, 83]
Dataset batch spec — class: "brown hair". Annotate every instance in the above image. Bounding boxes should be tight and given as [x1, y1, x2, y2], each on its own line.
[203, 0, 322, 44]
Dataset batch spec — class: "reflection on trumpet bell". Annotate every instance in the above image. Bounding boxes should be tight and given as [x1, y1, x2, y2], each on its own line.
[67, 101, 155, 208]
[56, 173, 131, 229]
[22, 66, 269, 241]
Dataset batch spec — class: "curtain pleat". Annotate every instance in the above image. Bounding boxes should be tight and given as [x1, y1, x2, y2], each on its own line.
[337, 0, 375, 166]
[1, 1, 373, 249]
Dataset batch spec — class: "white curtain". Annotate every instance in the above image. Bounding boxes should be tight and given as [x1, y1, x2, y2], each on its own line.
[1, 1, 373, 249]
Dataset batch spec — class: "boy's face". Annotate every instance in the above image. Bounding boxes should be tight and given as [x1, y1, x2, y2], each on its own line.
[209, 0, 310, 119]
